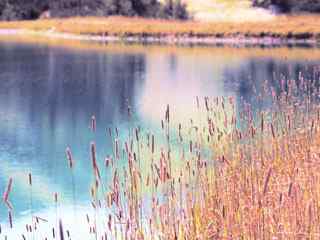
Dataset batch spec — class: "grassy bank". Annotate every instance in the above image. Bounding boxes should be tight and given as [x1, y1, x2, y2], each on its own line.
[0, 15, 319, 44]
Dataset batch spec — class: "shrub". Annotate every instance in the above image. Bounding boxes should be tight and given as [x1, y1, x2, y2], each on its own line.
[160, 0, 189, 20]
[252, 0, 320, 13]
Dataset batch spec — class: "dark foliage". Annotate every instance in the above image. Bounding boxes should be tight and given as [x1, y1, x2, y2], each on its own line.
[0, 0, 49, 20]
[252, 0, 320, 13]
[161, 0, 189, 20]
[0, 0, 189, 21]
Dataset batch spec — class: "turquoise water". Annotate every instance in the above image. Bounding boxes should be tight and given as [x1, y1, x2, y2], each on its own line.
[0, 42, 319, 239]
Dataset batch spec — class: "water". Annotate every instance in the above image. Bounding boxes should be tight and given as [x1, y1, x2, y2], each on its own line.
[0, 40, 319, 238]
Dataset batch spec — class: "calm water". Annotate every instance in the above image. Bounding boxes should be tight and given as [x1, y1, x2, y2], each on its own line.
[0, 41, 319, 238]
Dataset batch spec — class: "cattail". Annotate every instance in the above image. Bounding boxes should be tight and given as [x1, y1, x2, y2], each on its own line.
[105, 157, 110, 168]
[108, 214, 112, 231]
[54, 192, 58, 203]
[135, 128, 139, 142]
[128, 105, 131, 118]
[151, 135, 155, 154]
[115, 139, 119, 160]
[91, 115, 96, 132]
[178, 123, 183, 141]
[165, 104, 170, 123]
[251, 125, 255, 138]
[66, 147, 74, 169]
[91, 142, 98, 173]
[196, 96, 200, 109]
[8, 211, 13, 228]
[270, 123, 276, 139]
[263, 168, 272, 195]
[205, 97, 209, 111]
[288, 182, 293, 197]
[3, 178, 13, 202]
[287, 115, 291, 130]
[279, 193, 283, 205]
[59, 219, 65, 240]
[27, 173, 32, 186]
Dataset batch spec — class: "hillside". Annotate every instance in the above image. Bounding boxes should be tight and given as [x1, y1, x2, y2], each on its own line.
[183, 0, 274, 21]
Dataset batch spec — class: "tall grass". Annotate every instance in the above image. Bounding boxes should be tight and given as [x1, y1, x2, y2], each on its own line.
[3, 68, 320, 239]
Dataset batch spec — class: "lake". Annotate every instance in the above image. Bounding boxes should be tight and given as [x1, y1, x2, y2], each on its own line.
[0, 40, 319, 239]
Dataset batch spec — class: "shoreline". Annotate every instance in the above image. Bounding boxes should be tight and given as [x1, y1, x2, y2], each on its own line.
[0, 28, 318, 48]
[0, 16, 319, 47]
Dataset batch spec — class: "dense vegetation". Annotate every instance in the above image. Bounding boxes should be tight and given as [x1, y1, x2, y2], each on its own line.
[0, 0, 188, 21]
[252, 0, 320, 13]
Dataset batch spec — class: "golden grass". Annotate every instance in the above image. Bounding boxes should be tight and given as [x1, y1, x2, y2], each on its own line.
[0, 15, 319, 39]
[196, 85, 320, 239]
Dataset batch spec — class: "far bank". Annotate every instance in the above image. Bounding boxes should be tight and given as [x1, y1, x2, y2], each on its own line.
[0, 16, 319, 46]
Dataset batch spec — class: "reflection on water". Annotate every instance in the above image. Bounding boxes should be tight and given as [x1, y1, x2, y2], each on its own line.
[0, 41, 319, 237]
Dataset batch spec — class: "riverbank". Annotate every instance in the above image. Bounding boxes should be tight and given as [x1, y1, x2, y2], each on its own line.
[0, 16, 319, 46]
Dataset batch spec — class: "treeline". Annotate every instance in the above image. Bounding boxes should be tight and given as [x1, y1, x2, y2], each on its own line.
[252, 0, 320, 13]
[0, 0, 189, 21]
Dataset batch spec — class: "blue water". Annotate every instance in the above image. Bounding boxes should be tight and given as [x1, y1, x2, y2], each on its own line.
[0, 41, 319, 238]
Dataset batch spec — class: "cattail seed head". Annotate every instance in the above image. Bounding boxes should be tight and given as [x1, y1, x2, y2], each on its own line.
[28, 173, 32, 186]
[66, 147, 74, 169]
[91, 115, 96, 132]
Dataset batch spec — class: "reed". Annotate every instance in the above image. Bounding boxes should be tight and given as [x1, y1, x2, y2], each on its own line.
[28, 173, 35, 240]
[59, 220, 65, 240]
[4, 67, 320, 240]
[66, 147, 77, 223]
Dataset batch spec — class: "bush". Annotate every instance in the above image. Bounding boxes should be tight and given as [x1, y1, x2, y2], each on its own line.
[252, 0, 320, 13]
[160, 0, 189, 20]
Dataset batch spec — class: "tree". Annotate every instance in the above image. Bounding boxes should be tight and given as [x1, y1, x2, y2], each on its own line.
[104, 0, 118, 15]
[252, 0, 320, 13]
[0, 0, 189, 20]
[161, 0, 188, 19]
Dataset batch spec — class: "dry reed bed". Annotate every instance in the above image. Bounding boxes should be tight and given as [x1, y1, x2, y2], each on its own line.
[2, 68, 320, 239]
[0, 15, 319, 40]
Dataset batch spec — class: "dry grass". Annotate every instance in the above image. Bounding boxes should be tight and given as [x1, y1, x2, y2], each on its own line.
[4, 63, 320, 240]
[0, 15, 319, 40]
